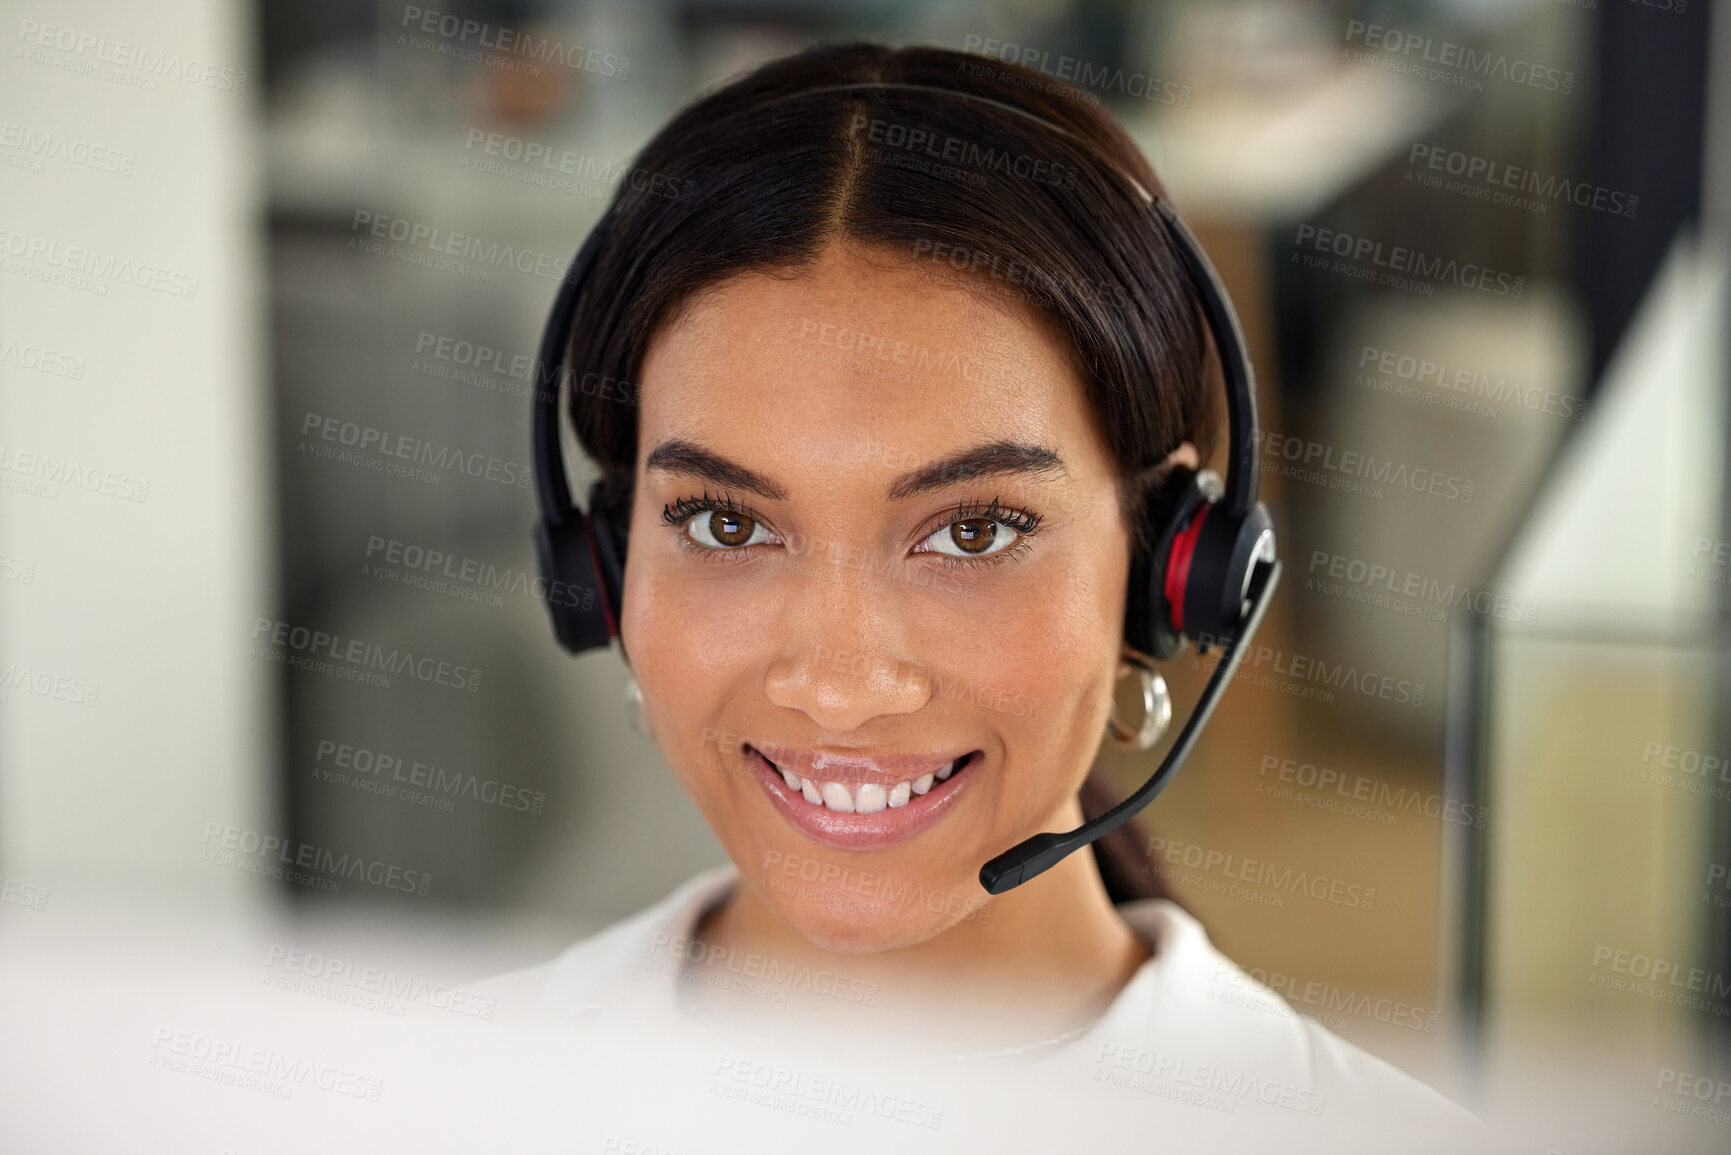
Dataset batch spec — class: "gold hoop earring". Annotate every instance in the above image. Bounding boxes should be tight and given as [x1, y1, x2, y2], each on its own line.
[1105, 652, 1172, 752]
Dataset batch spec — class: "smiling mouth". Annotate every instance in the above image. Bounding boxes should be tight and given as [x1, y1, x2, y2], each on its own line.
[749, 748, 978, 814]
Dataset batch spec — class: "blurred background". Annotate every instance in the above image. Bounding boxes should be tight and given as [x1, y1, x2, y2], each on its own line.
[2, 0, 1728, 1149]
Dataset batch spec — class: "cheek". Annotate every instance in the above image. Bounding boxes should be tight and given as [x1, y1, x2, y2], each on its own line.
[621, 559, 755, 793]
[624, 549, 771, 687]
[951, 545, 1125, 714]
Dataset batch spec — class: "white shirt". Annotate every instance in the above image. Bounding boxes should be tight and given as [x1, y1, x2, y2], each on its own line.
[465, 864, 1523, 1154]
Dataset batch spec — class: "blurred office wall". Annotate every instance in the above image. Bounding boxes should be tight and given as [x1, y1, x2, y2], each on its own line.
[0, 0, 274, 912]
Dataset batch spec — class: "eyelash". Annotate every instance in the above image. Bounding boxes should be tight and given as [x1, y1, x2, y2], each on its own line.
[657, 490, 1044, 570]
[927, 498, 1042, 569]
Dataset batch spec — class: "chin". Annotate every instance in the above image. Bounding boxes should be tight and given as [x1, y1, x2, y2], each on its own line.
[733, 821, 993, 954]
[764, 873, 971, 955]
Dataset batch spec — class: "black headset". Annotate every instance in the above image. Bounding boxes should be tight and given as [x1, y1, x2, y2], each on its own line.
[530, 81, 1283, 896]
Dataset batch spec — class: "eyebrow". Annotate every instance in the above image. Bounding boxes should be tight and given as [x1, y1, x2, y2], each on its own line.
[644, 437, 1068, 502]
[885, 440, 1068, 500]
[645, 439, 789, 501]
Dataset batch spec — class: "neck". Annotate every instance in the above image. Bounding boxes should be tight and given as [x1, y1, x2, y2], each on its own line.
[685, 797, 1154, 1054]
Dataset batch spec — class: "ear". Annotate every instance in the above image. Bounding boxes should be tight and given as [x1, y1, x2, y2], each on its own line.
[1160, 440, 1200, 473]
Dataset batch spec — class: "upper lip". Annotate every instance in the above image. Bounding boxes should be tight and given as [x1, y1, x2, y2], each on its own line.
[747, 741, 972, 787]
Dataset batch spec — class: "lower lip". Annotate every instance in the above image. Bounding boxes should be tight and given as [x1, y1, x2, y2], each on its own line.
[747, 748, 978, 852]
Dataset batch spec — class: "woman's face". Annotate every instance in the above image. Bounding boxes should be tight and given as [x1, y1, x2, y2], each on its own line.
[624, 241, 1130, 953]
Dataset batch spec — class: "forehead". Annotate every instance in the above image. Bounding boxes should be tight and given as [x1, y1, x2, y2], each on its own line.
[634, 243, 1109, 480]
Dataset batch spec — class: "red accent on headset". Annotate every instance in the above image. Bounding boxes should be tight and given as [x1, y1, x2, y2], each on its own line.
[583, 516, 621, 640]
[1163, 505, 1210, 634]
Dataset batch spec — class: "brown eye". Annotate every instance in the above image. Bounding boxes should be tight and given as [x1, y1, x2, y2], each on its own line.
[917, 502, 1040, 563]
[712, 512, 754, 546]
[949, 518, 1000, 554]
[686, 508, 769, 550]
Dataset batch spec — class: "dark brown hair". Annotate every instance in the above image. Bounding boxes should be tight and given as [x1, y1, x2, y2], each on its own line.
[563, 42, 1217, 906]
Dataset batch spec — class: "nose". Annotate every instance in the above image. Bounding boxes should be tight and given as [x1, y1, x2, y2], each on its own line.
[762, 550, 931, 731]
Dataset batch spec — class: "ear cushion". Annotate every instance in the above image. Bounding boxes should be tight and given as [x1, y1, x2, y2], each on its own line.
[533, 515, 614, 653]
[585, 477, 630, 630]
[1124, 466, 1211, 661]
[1180, 499, 1275, 647]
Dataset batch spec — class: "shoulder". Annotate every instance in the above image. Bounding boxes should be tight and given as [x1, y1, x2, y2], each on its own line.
[1092, 898, 1508, 1152]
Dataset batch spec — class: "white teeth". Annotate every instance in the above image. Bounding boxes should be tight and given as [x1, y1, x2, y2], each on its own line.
[774, 758, 971, 811]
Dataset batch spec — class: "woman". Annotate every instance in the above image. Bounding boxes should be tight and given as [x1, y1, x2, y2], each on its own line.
[483, 41, 1504, 1154]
